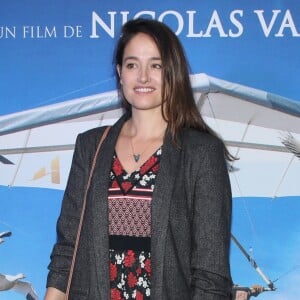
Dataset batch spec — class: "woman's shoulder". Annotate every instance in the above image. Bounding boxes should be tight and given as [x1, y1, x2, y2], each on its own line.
[78, 113, 127, 142]
[78, 126, 109, 142]
[74, 126, 112, 153]
[180, 128, 228, 166]
[182, 128, 223, 149]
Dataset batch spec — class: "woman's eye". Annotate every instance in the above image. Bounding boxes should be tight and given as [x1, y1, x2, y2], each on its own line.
[126, 63, 136, 69]
[152, 63, 162, 69]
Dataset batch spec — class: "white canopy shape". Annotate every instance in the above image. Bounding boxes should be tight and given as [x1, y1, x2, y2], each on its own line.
[0, 73, 299, 197]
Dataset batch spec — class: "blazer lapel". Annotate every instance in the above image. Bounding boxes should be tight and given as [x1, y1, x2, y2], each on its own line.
[151, 133, 181, 299]
[88, 117, 126, 299]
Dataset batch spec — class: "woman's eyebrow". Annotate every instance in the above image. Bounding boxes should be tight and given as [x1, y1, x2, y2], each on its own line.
[123, 56, 162, 62]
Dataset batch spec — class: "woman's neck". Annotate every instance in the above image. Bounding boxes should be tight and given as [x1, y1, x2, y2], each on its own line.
[125, 111, 167, 139]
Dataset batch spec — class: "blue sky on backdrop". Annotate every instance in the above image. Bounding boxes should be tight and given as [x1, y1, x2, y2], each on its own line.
[1, 1, 300, 299]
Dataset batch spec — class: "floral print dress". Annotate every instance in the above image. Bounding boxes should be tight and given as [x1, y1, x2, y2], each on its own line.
[108, 148, 161, 300]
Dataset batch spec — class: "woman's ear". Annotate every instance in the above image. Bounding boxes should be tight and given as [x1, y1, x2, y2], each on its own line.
[117, 65, 122, 85]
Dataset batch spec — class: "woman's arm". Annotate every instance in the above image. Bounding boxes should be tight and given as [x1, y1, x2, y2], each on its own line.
[46, 132, 90, 293]
[191, 138, 233, 299]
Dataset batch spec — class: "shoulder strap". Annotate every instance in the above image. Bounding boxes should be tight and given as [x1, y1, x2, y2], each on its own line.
[65, 126, 111, 298]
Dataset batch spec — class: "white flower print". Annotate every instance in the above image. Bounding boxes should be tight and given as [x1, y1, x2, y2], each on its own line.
[137, 277, 143, 286]
[140, 180, 147, 186]
[142, 279, 148, 288]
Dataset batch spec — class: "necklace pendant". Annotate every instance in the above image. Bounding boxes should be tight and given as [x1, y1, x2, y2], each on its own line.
[133, 154, 140, 162]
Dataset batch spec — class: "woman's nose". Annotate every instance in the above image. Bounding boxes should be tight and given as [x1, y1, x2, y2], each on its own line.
[138, 67, 150, 83]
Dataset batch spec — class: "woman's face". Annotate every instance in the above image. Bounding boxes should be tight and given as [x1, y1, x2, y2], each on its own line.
[117, 33, 163, 113]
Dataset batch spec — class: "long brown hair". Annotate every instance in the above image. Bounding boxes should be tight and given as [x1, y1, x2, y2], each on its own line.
[114, 18, 234, 161]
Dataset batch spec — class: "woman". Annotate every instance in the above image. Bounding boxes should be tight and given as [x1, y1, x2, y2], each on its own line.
[45, 18, 233, 299]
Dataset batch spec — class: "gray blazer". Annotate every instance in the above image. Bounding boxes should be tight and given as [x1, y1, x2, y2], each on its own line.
[47, 115, 233, 299]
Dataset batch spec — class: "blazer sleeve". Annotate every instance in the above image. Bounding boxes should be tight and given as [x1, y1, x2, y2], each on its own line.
[46, 131, 93, 292]
[191, 138, 233, 300]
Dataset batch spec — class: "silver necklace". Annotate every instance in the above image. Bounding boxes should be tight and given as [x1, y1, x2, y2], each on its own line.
[130, 138, 157, 163]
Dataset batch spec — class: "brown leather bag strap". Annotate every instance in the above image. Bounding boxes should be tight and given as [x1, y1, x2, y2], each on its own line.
[65, 126, 111, 299]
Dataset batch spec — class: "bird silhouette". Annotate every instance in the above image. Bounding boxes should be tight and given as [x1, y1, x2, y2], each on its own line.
[0, 273, 39, 299]
[280, 132, 300, 159]
[0, 231, 12, 244]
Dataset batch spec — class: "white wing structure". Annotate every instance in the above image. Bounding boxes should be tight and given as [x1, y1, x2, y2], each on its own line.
[0, 73, 299, 197]
[191, 74, 300, 198]
[0, 91, 122, 190]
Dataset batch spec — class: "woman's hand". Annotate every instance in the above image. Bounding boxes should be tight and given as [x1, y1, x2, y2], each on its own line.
[44, 287, 66, 300]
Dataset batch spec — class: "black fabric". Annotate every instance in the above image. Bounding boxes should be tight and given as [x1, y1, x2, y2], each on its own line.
[109, 235, 151, 251]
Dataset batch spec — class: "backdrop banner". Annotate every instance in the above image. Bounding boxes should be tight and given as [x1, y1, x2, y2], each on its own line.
[1, 1, 300, 299]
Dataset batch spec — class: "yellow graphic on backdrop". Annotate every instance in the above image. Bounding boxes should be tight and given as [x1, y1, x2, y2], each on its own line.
[32, 156, 60, 184]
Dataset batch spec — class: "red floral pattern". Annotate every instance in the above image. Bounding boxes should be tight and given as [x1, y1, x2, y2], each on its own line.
[111, 287, 122, 300]
[110, 262, 117, 282]
[111, 148, 161, 195]
[124, 249, 135, 267]
[128, 272, 138, 288]
[113, 159, 123, 176]
[121, 181, 132, 193]
[140, 156, 158, 175]
[111, 179, 119, 188]
[110, 250, 151, 300]
[144, 259, 151, 276]
[109, 149, 161, 300]
[136, 290, 144, 300]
